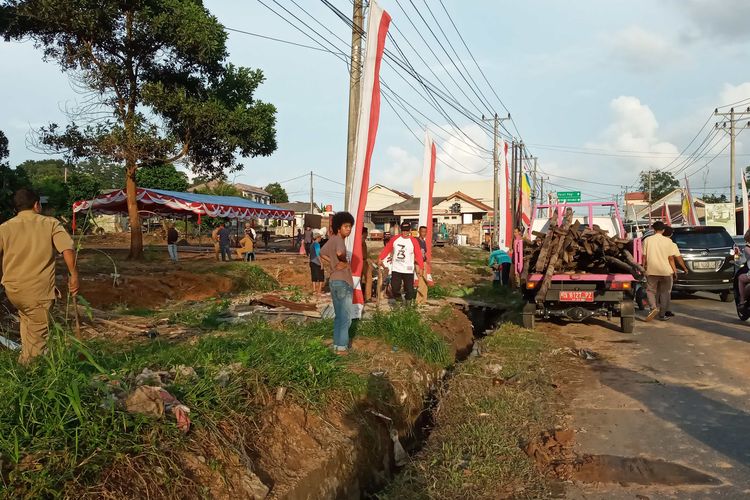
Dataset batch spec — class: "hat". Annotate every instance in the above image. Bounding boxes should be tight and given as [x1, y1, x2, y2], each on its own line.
[400, 221, 411, 231]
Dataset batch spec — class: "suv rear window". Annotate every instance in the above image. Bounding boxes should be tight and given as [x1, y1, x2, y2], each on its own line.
[673, 229, 734, 250]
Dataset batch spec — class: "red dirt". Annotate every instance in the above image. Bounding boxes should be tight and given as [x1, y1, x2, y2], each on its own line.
[430, 307, 475, 360]
[81, 271, 234, 309]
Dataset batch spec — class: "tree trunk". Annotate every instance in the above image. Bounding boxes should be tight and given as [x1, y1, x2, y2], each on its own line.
[126, 163, 143, 259]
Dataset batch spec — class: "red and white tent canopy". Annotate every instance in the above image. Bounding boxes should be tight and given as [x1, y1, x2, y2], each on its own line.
[72, 188, 294, 221]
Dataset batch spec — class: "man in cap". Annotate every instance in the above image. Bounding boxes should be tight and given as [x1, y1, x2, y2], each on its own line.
[379, 221, 424, 303]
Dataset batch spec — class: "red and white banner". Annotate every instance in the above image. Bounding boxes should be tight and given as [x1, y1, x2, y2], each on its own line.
[345, 1, 391, 318]
[497, 140, 512, 250]
[683, 176, 699, 226]
[418, 130, 436, 284]
[741, 169, 749, 235]
[662, 201, 672, 225]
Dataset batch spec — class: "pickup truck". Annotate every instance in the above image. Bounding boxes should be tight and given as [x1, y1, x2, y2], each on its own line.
[514, 201, 640, 333]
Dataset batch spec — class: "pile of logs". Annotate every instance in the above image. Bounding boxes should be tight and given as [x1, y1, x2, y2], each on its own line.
[521, 208, 644, 299]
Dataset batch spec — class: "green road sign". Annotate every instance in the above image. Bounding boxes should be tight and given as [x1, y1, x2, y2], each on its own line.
[557, 191, 581, 202]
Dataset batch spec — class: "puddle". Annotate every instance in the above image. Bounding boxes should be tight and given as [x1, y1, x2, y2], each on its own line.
[574, 455, 721, 486]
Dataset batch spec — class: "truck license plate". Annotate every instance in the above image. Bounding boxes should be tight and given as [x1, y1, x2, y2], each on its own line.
[559, 291, 594, 302]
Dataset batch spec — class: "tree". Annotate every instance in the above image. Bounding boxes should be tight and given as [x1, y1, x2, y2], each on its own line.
[0, 131, 31, 222]
[136, 163, 189, 192]
[76, 158, 125, 190]
[701, 193, 728, 204]
[264, 182, 289, 203]
[638, 170, 679, 202]
[16, 159, 66, 184]
[1, 1, 278, 258]
[195, 181, 241, 197]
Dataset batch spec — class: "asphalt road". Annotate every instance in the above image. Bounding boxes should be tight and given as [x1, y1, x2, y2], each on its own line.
[538, 293, 750, 499]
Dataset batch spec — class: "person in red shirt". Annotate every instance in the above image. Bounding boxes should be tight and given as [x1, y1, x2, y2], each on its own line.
[378, 221, 423, 303]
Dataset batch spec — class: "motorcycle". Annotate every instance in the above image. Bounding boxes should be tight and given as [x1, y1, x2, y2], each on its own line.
[733, 263, 750, 321]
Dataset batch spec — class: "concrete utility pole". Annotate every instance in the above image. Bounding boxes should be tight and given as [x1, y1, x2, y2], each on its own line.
[310, 171, 314, 214]
[715, 106, 750, 212]
[482, 113, 510, 243]
[529, 155, 539, 202]
[344, 0, 364, 209]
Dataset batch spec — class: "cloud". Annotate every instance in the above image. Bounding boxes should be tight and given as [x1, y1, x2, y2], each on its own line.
[676, 0, 750, 43]
[376, 145, 422, 192]
[718, 82, 750, 109]
[609, 26, 684, 72]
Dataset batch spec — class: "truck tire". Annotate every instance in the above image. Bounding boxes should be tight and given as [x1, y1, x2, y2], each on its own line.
[620, 302, 635, 334]
[522, 303, 536, 330]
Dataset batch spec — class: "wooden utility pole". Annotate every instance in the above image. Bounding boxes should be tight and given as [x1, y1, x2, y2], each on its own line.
[715, 106, 750, 221]
[309, 171, 314, 214]
[344, 0, 364, 210]
[648, 170, 653, 226]
[510, 141, 518, 227]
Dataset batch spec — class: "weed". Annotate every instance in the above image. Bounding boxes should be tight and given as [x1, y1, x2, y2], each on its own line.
[355, 308, 452, 366]
[112, 305, 157, 317]
[169, 299, 230, 329]
[216, 264, 279, 292]
[427, 284, 451, 299]
[378, 324, 558, 499]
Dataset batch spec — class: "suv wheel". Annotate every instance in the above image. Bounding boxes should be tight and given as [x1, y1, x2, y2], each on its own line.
[720, 291, 732, 302]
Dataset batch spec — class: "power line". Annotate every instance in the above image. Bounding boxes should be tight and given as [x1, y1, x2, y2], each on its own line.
[224, 27, 331, 53]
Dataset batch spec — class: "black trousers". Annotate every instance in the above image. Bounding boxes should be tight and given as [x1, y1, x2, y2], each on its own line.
[391, 271, 415, 301]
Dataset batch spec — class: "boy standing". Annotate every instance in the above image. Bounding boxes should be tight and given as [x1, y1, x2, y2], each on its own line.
[319, 212, 355, 355]
[309, 230, 325, 295]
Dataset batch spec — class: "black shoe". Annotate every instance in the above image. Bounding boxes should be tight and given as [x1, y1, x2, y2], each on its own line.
[664, 311, 675, 318]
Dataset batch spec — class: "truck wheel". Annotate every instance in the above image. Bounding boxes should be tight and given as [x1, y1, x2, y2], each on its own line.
[620, 302, 635, 334]
[522, 303, 536, 330]
[720, 291, 732, 303]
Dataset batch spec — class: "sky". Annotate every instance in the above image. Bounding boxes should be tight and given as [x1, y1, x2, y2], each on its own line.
[2, 0, 750, 210]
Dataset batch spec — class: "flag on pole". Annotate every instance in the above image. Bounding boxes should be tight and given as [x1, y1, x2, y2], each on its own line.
[345, 1, 391, 319]
[418, 130, 436, 285]
[498, 140, 512, 250]
[520, 172, 532, 228]
[682, 177, 699, 226]
[662, 201, 672, 225]
[744, 174, 750, 235]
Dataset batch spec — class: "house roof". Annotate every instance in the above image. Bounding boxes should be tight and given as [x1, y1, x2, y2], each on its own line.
[625, 191, 648, 202]
[369, 184, 412, 200]
[275, 201, 318, 213]
[383, 191, 493, 214]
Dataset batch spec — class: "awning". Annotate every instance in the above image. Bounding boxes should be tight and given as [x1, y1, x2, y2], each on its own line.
[72, 188, 294, 221]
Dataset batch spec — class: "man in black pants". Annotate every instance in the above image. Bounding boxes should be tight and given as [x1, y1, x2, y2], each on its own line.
[378, 222, 424, 302]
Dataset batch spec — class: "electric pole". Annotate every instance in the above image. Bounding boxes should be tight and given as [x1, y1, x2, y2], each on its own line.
[344, 0, 364, 209]
[715, 106, 750, 213]
[310, 171, 314, 214]
[481, 113, 510, 244]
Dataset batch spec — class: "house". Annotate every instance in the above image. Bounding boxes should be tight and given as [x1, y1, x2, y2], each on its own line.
[624, 191, 649, 220]
[413, 179, 493, 206]
[364, 184, 412, 233]
[188, 181, 272, 205]
[383, 191, 493, 245]
[274, 201, 321, 231]
[234, 183, 272, 205]
[634, 189, 706, 226]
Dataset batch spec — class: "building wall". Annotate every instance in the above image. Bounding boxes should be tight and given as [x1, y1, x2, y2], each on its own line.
[432, 196, 488, 215]
[366, 185, 409, 212]
[413, 179, 492, 205]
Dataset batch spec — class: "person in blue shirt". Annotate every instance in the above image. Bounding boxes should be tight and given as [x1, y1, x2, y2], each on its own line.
[488, 245, 512, 287]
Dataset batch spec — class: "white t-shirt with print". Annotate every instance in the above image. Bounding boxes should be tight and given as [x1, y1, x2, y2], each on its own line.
[391, 236, 416, 274]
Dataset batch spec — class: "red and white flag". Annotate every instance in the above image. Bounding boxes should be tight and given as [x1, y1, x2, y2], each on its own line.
[683, 176, 699, 226]
[345, 1, 391, 318]
[662, 201, 672, 225]
[418, 130, 436, 285]
[497, 140, 512, 250]
[741, 169, 749, 235]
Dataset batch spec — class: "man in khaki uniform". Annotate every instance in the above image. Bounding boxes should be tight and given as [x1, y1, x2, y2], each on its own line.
[0, 189, 79, 364]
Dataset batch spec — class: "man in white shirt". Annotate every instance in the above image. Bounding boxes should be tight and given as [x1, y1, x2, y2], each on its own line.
[378, 222, 424, 302]
[643, 221, 681, 322]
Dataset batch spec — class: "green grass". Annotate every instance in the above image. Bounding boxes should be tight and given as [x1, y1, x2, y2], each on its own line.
[215, 263, 279, 292]
[355, 308, 452, 366]
[0, 318, 364, 497]
[168, 298, 231, 329]
[378, 324, 559, 500]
